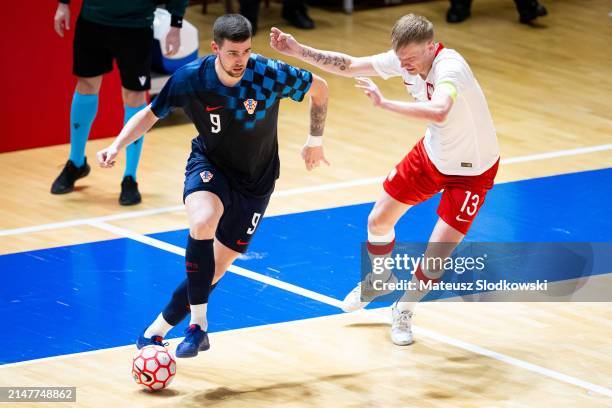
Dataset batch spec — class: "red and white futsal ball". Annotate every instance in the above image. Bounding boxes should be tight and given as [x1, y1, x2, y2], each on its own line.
[132, 345, 176, 391]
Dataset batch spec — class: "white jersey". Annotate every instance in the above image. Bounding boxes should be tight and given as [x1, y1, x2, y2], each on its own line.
[371, 44, 499, 176]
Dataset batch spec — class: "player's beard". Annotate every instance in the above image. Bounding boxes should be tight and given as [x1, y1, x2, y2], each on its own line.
[219, 58, 245, 78]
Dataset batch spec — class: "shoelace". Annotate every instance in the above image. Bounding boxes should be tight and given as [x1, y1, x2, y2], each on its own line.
[394, 312, 412, 331]
[151, 336, 169, 347]
[187, 324, 201, 333]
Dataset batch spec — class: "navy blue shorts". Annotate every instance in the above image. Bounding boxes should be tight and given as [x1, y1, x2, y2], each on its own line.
[183, 141, 272, 253]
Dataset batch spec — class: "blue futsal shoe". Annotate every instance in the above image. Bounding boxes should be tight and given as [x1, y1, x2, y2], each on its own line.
[136, 331, 167, 350]
[175, 324, 210, 358]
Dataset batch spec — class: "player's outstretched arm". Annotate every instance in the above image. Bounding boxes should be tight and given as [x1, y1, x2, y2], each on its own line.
[269, 27, 377, 78]
[355, 77, 455, 123]
[301, 74, 331, 171]
[97, 106, 159, 168]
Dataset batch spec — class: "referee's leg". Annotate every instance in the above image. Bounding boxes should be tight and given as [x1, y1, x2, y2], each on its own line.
[50, 75, 101, 195]
[118, 88, 148, 205]
[71, 76, 102, 166]
[116, 22, 153, 205]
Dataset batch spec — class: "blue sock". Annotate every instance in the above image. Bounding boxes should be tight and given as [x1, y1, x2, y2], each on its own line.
[123, 103, 147, 180]
[69, 92, 98, 167]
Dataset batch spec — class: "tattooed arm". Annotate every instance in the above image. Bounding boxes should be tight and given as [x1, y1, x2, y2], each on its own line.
[270, 27, 377, 78]
[301, 74, 330, 171]
[298, 46, 375, 77]
[308, 74, 328, 136]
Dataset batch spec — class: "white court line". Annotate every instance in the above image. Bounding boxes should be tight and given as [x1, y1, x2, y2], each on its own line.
[225, 263, 343, 308]
[0, 311, 350, 369]
[0, 205, 183, 237]
[500, 144, 612, 165]
[1, 143, 611, 237]
[88, 221, 186, 257]
[88, 221, 343, 309]
[81, 222, 612, 397]
[363, 309, 612, 398]
[273, 176, 384, 197]
[414, 326, 612, 397]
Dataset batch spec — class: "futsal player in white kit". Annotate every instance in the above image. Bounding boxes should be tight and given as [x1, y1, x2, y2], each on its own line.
[269, 13, 500, 345]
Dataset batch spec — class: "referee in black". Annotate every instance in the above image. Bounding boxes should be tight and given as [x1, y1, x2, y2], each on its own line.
[52, 0, 188, 205]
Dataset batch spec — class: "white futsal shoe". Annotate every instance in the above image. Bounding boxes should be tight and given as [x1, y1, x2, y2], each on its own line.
[341, 273, 397, 313]
[391, 305, 414, 346]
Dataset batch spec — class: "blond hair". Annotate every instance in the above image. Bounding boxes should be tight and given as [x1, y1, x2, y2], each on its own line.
[391, 14, 434, 50]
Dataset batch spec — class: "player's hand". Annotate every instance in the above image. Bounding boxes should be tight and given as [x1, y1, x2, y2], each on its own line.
[269, 27, 301, 57]
[355, 77, 384, 107]
[165, 27, 181, 56]
[301, 145, 330, 171]
[54, 3, 71, 38]
[97, 145, 119, 168]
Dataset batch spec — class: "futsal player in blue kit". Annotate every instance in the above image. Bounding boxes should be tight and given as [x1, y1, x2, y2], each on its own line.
[96, 14, 329, 357]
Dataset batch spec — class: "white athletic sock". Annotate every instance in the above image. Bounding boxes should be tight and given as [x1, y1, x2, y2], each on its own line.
[395, 274, 422, 313]
[144, 313, 173, 338]
[395, 267, 444, 313]
[189, 303, 208, 331]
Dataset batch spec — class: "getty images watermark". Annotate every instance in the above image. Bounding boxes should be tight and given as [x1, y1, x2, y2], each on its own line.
[370, 252, 548, 292]
[360, 242, 612, 302]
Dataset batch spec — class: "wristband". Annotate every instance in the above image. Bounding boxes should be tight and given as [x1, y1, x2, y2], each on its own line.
[171, 15, 183, 28]
[306, 135, 323, 147]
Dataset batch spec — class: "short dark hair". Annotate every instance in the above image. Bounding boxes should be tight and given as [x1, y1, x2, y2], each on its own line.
[213, 14, 252, 46]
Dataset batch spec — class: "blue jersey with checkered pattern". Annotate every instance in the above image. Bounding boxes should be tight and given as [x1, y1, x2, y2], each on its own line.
[151, 53, 313, 197]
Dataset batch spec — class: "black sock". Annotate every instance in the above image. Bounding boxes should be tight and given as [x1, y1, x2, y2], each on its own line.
[185, 236, 215, 306]
[162, 279, 220, 326]
[162, 279, 189, 326]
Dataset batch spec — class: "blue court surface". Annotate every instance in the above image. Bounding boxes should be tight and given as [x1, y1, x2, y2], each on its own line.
[2, 168, 611, 364]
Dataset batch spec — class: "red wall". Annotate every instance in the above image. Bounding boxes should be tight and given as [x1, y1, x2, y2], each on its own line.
[0, 1, 124, 153]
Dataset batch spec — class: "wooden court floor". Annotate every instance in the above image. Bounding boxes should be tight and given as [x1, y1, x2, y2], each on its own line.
[1, 0, 611, 406]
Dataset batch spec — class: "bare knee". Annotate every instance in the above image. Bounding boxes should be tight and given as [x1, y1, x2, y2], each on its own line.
[367, 210, 394, 236]
[122, 89, 147, 107]
[190, 217, 218, 240]
[186, 192, 223, 240]
[76, 77, 101, 94]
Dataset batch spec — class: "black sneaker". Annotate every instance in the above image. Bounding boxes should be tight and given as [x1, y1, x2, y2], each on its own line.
[51, 158, 91, 194]
[446, 0, 472, 23]
[119, 176, 142, 206]
[519, 2, 548, 24]
[282, 7, 315, 30]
